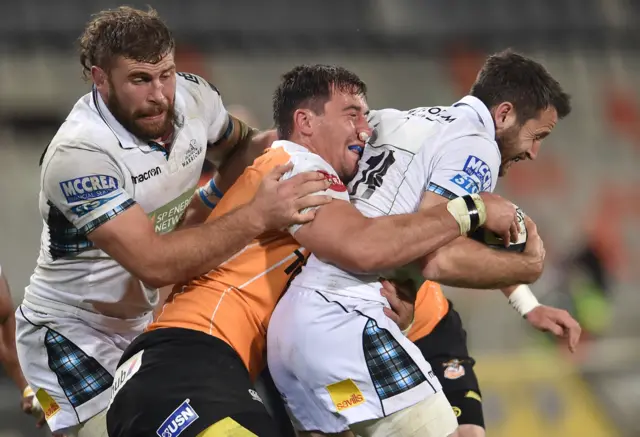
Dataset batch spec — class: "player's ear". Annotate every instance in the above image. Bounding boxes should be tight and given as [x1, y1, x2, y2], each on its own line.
[293, 109, 314, 137]
[91, 66, 108, 88]
[493, 102, 517, 131]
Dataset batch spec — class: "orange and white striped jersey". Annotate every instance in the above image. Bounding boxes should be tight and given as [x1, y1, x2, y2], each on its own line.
[149, 140, 350, 379]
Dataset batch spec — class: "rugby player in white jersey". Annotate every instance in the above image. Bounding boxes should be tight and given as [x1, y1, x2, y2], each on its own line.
[14, 7, 332, 437]
[266, 51, 578, 437]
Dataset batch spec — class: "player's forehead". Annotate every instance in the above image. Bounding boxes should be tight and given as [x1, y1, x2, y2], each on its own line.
[111, 52, 176, 77]
[327, 87, 368, 113]
[526, 106, 558, 132]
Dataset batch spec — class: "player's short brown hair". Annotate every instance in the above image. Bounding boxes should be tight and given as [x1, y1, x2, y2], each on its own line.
[78, 6, 175, 80]
[273, 65, 367, 140]
[471, 49, 572, 122]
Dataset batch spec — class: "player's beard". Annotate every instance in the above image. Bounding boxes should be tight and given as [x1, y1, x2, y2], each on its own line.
[496, 124, 521, 176]
[107, 85, 177, 141]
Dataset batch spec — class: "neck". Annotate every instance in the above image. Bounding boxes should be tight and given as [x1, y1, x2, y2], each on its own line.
[288, 133, 320, 156]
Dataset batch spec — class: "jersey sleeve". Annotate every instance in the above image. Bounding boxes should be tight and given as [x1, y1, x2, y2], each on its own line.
[285, 153, 350, 236]
[425, 136, 500, 199]
[42, 147, 135, 234]
[176, 72, 231, 145]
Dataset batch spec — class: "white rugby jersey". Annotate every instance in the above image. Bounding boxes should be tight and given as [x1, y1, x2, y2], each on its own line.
[25, 73, 231, 327]
[290, 96, 502, 303]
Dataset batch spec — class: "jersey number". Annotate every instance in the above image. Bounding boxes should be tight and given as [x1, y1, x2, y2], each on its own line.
[350, 150, 396, 199]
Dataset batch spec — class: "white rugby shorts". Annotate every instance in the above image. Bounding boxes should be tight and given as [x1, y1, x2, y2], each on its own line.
[266, 286, 444, 434]
[15, 303, 149, 433]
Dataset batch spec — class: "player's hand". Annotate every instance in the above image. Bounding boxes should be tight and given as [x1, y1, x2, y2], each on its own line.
[21, 387, 47, 429]
[380, 279, 416, 332]
[250, 163, 332, 230]
[522, 216, 545, 275]
[478, 193, 520, 246]
[525, 305, 582, 353]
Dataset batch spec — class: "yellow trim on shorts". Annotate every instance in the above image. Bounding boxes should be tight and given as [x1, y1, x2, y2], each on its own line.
[196, 416, 258, 437]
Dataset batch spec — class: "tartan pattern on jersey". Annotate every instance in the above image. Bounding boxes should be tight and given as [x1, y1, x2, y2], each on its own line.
[47, 199, 134, 259]
[44, 329, 113, 408]
[78, 198, 135, 235]
[363, 318, 426, 400]
[426, 182, 458, 200]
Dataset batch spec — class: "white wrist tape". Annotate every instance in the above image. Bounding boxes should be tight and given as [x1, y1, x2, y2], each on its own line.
[508, 284, 540, 316]
[446, 194, 487, 235]
[401, 318, 415, 336]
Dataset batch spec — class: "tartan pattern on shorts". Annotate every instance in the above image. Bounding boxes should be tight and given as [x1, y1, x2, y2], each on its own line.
[363, 318, 427, 400]
[44, 329, 113, 408]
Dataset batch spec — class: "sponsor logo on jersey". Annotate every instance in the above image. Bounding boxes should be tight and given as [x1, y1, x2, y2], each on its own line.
[156, 399, 199, 437]
[109, 350, 144, 409]
[182, 139, 203, 167]
[326, 378, 365, 412]
[443, 359, 466, 380]
[132, 166, 162, 185]
[408, 106, 456, 123]
[317, 170, 347, 192]
[450, 155, 493, 194]
[70, 194, 122, 217]
[35, 388, 61, 420]
[60, 175, 119, 203]
[148, 189, 194, 234]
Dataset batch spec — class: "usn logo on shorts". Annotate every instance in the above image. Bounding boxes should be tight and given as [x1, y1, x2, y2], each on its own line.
[156, 399, 199, 437]
[450, 155, 493, 194]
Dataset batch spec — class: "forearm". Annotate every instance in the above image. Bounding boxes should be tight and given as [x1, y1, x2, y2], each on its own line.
[339, 205, 462, 272]
[422, 237, 541, 288]
[1, 318, 28, 391]
[141, 204, 263, 287]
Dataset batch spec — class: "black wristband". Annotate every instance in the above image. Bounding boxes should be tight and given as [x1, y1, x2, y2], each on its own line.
[462, 195, 480, 233]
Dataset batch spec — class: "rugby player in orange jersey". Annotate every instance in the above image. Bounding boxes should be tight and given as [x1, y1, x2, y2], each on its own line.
[106, 64, 521, 437]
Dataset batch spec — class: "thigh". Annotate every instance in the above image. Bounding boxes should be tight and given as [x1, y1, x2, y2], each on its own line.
[107, 329, 280, 437]
[413, 305, 484, 428]
[268, 289, 441, 433]
[16, 306, 118, 432]
[351, 391, 458, 437]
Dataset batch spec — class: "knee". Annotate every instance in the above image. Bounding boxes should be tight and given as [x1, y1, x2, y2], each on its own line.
[455, 424, 485, 437]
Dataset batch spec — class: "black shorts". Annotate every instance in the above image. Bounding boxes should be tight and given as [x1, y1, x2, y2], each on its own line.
[107, 328, 282, 437]
[413, 301, 485, 428]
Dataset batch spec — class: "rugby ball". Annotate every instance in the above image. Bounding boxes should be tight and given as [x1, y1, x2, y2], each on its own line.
[469, 207, 527, 252]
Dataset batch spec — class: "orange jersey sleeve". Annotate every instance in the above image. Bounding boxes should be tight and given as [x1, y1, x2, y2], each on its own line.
[406, 281, 449, 342]
[149, 141, 349, 380]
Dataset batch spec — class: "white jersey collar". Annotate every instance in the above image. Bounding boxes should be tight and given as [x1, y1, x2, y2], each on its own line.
[452, 95, 495, 139]
[90, 86, 185, 150]
[271, 140, 311, 154]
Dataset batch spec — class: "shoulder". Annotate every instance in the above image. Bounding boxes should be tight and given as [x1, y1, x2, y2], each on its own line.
[176, 72, 221, 107]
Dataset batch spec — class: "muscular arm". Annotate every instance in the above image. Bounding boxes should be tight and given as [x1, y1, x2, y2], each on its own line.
[420, 191, 541, 288]
[0, 273, 28, 392]
[293, 199, 463, 273]
[89, 201, 264, 288]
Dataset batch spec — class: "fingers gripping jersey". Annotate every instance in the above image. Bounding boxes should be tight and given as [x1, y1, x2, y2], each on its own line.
[290, 96, 501, 331]
[150, 140, 349, 379]
[29, 73, 230, 325]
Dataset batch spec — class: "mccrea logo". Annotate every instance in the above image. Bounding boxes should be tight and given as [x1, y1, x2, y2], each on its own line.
[182, 140, 202, 167]
[156, 399, 199, 437]
[59, 175, 118, 202]
[131, 166, 162, 185]
[450, 155, 493, 194]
